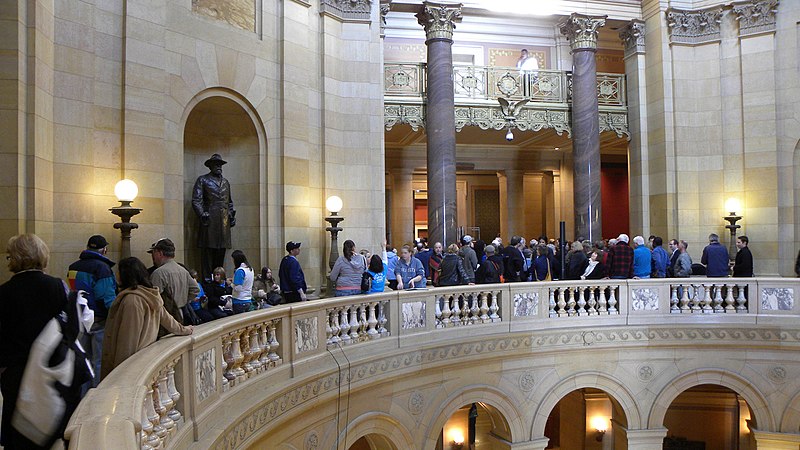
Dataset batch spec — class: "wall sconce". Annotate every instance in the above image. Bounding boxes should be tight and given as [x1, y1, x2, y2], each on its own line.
[109, 179, 142, 260]
[450, 430, 464, 450]
[723, 197, 742, 263]
[590, 416, 608, 442]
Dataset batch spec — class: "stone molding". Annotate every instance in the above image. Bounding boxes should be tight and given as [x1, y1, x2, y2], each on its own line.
[212, 325, 800, 448]
[559, 13, 607, 51]
[415, 2, 463, 42]
[732, 0, 779, 37]
[320, 0, 372, 23]
[667, 6, 724, 45]
[619, 19, 646, 57]
[380, 0, 391, 38]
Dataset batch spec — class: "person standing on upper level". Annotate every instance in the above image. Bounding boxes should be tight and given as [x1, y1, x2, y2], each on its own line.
[650, 237, 670, 278]
[632, 235, 652, 279]
[606, 234, 634, 279]
[732, 236, 753, 277]
[279, 241, 307, 303]
[149, 238, 199, 327]
[395, 245, 425, 289]
[701, 233, 730, 277]
[459, 236, 478, 284]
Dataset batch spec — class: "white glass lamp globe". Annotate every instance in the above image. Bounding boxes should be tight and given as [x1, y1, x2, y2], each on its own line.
[725, 197, 741, 215]
[114, 179, 139, 202]
[326, 195, 343, 214]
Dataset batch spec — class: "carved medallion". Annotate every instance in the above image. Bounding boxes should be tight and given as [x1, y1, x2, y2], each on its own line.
[518, 371, 536, 392]
[638, 364, 654, 382]
[408, 391, 425, 415]
[305, 431, 319, 450]
[768, 366, 787, 384]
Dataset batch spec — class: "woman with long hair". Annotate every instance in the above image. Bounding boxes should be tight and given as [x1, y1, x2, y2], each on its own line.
[230, 250, 254, 314]
[365, 254, 387, 293]
[330, 239, 367, 296]
[204, 267, 233, 319]
[101, 257, 192, 380]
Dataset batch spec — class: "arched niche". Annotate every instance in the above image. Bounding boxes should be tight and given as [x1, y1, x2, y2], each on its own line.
[182, 90, 266, 277]
[538, 387, 629, 450]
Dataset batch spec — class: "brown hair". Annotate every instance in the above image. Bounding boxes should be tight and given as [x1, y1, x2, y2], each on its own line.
[7, 234, 49, 273]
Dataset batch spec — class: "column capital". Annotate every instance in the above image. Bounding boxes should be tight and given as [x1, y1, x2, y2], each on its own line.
[666, 6, 723, 45]
[559, 13, 607, 52]
[732, 0, 779, 37]
[416, 2, 463, 42]
[380, 0, 391, 38]
[619, 19, 646, 57]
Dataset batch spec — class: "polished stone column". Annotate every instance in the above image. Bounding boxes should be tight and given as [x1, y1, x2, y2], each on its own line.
[416, 2, 462, 246]
[502, 170, 525, 237]
[560, 13, 606, 241]
[390, 170, 414, 246]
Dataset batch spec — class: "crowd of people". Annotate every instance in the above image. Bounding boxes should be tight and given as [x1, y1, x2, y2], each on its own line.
[0, 229, 758, 448]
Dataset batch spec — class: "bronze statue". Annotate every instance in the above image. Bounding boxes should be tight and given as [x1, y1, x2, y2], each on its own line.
[192, 153, 236, 280]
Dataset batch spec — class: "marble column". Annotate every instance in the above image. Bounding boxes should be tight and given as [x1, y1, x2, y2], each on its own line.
[390, 170, 414, 247]
[560, 13, 606, 242]
[416, 2, 462, 246]
[502, 170, 525, 238]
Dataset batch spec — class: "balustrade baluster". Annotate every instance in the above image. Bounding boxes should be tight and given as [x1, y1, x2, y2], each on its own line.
[231, 333, 245, 381]
[155, 374, 175, 437]
[597, 286, 608, 314]
[222, 334, 233, 387]
[166, 365, 182, 424]
[367, 302, 379, 337]
[239, 329, 252, 375]
[267, 320, 281, 363]
[548, 289, 557, 317]
[566, 288, 576, 316]
[451, 295, 461, 326]
[702, 284, 713, 313]
[331, 308, 342, 344]
[724, 284, 735, 312]
[587, 287, 597, 315]
[489, 292, 500, 321]
[339, 307, 351, 344]
[713, 285, 724, 313]
[480, 292, 490, 322]
[470, 294, 479, 324]
[679, 285, 690, 312]
[435, 296, 443, 327]
[670, 285, 679, 313]
[325, 311, 334, 345]
[259, 322, 271, 367]
[442, 295, 452, 326]
[607, 287, 618, 314]
[378, 301, 388, 335]
[250, 327, 263, 373]
[142, 389, 160, 450]
[460, 295, 470, 325]
[736, 284, 747, 312]
[557, 289, 567, 316]
[576, 287, 587, 316]
[349, 305, 359, 341]
[358, 303, 368, 340]
[690, 285, 701, 312]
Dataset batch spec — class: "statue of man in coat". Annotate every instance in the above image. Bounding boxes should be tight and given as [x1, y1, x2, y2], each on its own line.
[192, 153, 236, 280]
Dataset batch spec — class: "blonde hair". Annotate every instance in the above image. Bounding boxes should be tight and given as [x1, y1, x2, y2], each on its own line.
[447, 243, 460, 254]
[7, 234, 49, 273]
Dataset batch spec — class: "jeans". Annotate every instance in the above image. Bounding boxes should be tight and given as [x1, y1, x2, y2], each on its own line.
[232, 303, 251, 314]
[335, 289, 363, 297]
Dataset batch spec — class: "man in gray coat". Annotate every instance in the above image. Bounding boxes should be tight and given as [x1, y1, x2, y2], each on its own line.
[459, 235, 478, 284]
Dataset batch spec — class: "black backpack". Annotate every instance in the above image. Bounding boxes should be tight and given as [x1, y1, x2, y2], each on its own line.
[361, 271, 373, 293]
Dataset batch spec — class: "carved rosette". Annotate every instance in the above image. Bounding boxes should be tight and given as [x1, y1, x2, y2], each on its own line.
[320, 0, 372, 22]
[666, 7, 724, 45]
[416, 2, 463, 42]
[559, 13, 607, 51]
[619, 19, 646, 57]
[732, 0, 779, 37]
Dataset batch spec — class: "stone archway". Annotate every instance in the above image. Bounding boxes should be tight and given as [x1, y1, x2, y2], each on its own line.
[648, 369, 775, 432]
[339, 411, 414, 450]
[182, 89, 267, 277]
[780, 387, 800, 432]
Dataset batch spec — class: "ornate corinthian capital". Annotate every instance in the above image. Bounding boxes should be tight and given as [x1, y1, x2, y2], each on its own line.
[320, 0, 372, 22]
[559, 13, 607, 51]
[380, 0, 391, 37]
[619, 19, 646, 56]
[666, 7, 723, 45]
[416, 2, 463, 42]
[732, 0, 779, 37]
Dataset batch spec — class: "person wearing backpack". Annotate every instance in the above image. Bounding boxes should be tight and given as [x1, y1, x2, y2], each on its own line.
[438, 244, 471, 286]
[363, 254, 388, 293]
[475, 245, 503, 284]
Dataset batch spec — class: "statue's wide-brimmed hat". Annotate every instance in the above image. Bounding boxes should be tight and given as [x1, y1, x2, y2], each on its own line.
[204, 153, 228, 168]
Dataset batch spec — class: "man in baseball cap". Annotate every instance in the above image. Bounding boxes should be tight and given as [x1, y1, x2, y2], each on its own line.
[279, 241, 307, 303]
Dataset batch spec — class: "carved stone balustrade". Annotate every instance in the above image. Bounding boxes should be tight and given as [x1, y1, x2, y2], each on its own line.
[66, 278, 800, 449]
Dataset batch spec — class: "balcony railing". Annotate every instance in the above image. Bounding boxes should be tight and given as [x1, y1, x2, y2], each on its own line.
[64, 277, 798, 449]
[384, 63, 626, 106]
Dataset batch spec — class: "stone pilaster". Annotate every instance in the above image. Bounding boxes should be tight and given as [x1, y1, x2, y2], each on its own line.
[390, 170, 414, 247]
[416, 2, 462, 246]
[560, 13, 605, 242]
[503, 170, 525, 238]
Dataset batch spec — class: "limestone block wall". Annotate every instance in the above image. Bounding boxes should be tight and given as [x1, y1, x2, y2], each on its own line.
[0, 0, 386, 286]
[630, 0, 800, 276]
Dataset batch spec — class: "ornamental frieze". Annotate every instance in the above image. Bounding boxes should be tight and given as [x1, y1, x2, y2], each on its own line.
[619, 19, 646, 57]
[732, 0, 779, 37]
[667, 6, 724, 45]
[320, 0, 372, 22]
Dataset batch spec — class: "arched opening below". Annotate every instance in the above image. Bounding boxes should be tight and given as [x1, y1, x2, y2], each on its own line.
[436, 402, 512, 450]
[183, 96, 261, 279]
[663, 384, 756, 450]
[544, 387, 627, 450]
[348, 434, 399, 450]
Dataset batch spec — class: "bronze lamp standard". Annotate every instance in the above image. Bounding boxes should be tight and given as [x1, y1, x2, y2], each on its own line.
[109, 179, 142, 260]
[723, 198, 742, 263]
[324, 195, 344, 297]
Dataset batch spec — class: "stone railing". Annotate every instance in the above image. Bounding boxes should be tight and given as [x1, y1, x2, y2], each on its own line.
[64, 277, 798, 449]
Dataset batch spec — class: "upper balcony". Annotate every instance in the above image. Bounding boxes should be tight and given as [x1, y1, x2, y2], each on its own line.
[384, 63, 630, 139]
[64, 277, 800, 449]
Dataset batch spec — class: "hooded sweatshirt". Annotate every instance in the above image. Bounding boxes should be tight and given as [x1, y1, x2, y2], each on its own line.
[101, 286, 191, 379]
[330, 254, 367, 292]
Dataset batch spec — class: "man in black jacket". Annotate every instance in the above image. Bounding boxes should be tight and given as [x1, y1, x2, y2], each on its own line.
[502, 236, 525, 282]
[733, 236, 753, 277]
[475, 245, 504, 284]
